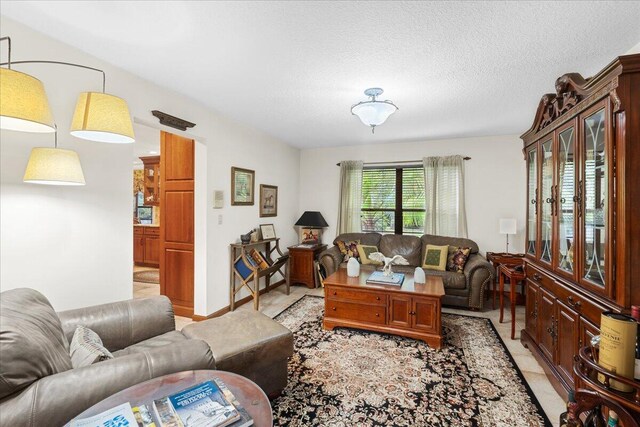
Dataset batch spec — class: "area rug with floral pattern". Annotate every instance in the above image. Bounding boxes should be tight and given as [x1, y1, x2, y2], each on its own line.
[271, 295, 551, 427]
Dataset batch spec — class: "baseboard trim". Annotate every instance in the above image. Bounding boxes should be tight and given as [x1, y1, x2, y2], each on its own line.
[191, 279, 286, 321]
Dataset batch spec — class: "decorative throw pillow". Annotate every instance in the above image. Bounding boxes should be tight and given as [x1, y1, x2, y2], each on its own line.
[422, 244, 449, 271]
[357, 244, 383, 265]
[70, 325, 114, 368]
[447, 246, 471, 273]
[336, 240, 360, 262]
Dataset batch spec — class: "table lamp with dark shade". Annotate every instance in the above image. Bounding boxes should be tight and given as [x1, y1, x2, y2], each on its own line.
[295, 211, 328, 244]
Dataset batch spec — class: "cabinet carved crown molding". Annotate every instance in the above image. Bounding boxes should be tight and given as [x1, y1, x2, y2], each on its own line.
[533, 73, 590, 132]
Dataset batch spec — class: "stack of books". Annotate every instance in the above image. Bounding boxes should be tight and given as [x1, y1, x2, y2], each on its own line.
[71, 378, 253, 427]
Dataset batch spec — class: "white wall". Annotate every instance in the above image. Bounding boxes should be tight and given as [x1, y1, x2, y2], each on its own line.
[0, 17, 300, 314]
[298, 135, 526, 255]
[627, 41, 640, 54]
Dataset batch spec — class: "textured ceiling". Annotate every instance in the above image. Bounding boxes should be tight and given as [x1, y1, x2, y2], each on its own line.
[3, 1, 640, 148]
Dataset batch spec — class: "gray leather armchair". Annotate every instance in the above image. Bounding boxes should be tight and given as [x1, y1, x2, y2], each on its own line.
[0, 288, 215, 427]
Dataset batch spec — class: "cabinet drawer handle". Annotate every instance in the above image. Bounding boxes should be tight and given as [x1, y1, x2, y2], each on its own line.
[532, 273, 542, 281]
[333, 291, 337, 296]
[332, 307, 336, 311]
[409, 311, 416, 315]
[376, 296, 381, 301]
[376, 313, 380, 317]
[567, 295, 582, 310]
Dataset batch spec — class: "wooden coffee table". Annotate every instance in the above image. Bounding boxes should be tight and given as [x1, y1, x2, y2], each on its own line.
[70, 370, 273, 427]
[323, 266, 446, 348]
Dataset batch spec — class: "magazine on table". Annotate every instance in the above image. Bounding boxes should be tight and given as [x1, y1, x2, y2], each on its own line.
[249, 249, 270, 270]
[154, 380, 242, 427]
[366, 271, 405, 286]
[70, 402, 138, 427]
[215, 378, 254, 427]
[132, 404, 156, 427]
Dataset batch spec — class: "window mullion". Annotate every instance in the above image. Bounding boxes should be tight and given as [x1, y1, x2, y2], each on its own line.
[395, 168, 402, 234]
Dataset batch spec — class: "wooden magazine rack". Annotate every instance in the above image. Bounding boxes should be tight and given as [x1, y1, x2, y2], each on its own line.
[229, 238, 289, 311]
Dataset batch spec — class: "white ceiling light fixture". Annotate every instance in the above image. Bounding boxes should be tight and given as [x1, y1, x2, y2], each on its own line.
[351, 88, 398, 133]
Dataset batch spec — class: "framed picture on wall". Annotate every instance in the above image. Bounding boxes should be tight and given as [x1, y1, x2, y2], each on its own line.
[231, 167, 255, 205]
[260, 224, 276, 240]
[259, 184, 278, 217]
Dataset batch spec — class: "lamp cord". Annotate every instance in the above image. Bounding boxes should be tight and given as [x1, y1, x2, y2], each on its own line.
[0, 36, 11, 69]
[0, 35, 107, 92]
[1, 59, 107, 92]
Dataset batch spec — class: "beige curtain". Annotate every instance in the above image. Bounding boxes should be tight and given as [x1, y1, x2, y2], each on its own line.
[337, 160, 363, 234]
[423, 155, 468, 238]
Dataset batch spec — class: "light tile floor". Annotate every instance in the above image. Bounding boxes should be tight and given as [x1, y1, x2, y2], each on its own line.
[132, 282, 564, 426]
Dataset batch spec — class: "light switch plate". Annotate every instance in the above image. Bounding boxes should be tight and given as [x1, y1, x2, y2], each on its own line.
[213, 190, 224, 209]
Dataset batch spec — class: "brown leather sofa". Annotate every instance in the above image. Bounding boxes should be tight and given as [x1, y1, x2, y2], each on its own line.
[318, 233, 494, 310]
[0, 288, 292, 427]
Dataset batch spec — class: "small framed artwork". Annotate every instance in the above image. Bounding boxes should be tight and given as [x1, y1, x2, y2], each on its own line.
[259, 184, 278, 217]
[301, 228, 320, 244]
[231, 167, 255, 206]
[260, 224, 276, 240]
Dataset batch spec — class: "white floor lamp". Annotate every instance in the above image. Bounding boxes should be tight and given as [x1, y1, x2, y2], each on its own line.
[499, 218, 517, 253]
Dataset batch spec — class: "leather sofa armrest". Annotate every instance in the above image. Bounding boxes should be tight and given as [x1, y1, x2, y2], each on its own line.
[57, 296, 176, 352]
[0, 339, 215, 427]
[463, 254, 495, 309]
[318, 246, 343, 276]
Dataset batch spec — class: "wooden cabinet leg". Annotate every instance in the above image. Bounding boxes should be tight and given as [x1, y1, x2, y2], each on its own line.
[510, 279, 516, 339]
[499, 271, 505, 323]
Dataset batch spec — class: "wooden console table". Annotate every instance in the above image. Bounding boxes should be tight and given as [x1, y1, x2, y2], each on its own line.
[230, 238, 289, 311]
[498, 264, 526, 340]
[486, 252, 525, 309]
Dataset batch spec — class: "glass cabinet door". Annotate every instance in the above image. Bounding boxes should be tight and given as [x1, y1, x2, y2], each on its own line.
[582, 108, 607, 289]
[556, 125, 576, 276]
[526, 146, 538, 257]
[540, 138, 554, 264]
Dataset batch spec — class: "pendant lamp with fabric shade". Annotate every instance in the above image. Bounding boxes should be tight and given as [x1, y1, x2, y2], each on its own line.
[23, 127, 85, 186]
[23, 147, 86, 185]
[71, 92, 135, 144]
[0, 67, 55, 133]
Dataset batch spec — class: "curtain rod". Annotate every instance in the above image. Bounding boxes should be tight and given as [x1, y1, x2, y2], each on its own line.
[336, 157, 471, 167]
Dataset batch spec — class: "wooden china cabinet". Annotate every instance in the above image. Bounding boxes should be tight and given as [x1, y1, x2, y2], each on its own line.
[140, 156, 160, 206]
[520, 54, 640, 399]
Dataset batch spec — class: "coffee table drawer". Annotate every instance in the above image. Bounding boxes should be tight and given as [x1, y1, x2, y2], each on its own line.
[325, 285, 386, 305]
[325, 300, 386, 325]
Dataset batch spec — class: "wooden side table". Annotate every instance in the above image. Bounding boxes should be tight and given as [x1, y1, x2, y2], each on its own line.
[486, 252, 525, 309]
[288, 244, 327, 288]
[498, 263, 527, 340]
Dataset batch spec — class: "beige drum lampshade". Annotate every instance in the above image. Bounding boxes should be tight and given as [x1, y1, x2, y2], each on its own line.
[23, 147, 86, 186]
[70, 92, 135, 143]
[0, 68, 56, 133]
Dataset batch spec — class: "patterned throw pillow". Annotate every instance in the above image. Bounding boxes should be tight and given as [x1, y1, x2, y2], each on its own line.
[336, 240, 360, 262]
[70, 325, 114, 368]
[357, 244, 383, 265]
[422, 244, 449, 271]
[447, 246, 471, 273]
